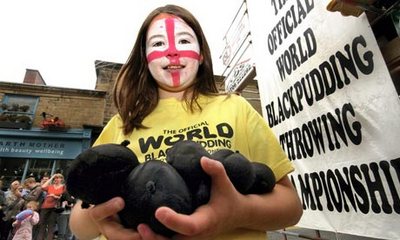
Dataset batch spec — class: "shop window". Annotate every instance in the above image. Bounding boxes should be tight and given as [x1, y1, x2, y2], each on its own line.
[0, 94, 39, 129]
[28, 159, 55, 179]
[0, 157, 27, 188]
[0, 158, 55, 189]
[55, 160, 71, 176]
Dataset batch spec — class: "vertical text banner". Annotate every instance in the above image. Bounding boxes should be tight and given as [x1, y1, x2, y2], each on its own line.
[246, 0, 400, 239]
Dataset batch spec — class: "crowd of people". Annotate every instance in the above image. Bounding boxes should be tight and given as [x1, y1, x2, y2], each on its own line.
[0, 173, 75, 240]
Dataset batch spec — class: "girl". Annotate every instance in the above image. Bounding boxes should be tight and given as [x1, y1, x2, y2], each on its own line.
[12, 201, 39, 240]
[70, 4, 302, 240]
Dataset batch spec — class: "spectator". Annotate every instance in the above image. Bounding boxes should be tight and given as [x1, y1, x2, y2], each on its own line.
[1, 181, 23, 240]
[0, 180, 6, 239]
[31, 176, 47, 240]
[37, 174, 65, 240]
[57, 189, 76, 240]
[21, 177, 43, 203]
[40, 175, 49, 186]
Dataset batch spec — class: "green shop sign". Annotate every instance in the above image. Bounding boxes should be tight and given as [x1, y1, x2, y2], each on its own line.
[0, 128, 91, 159]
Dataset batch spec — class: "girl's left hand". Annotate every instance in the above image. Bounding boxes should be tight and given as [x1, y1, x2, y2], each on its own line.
[154, 157, 245, 240]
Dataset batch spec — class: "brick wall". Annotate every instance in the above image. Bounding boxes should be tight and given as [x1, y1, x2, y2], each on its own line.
[0, 82, 107, 129]
[240, 83, 262, 114]
[215, 76, 262, 114]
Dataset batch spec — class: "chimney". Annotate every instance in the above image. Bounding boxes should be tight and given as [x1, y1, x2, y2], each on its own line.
[23, 69, 46, 85]
[94, 60, 122, 91]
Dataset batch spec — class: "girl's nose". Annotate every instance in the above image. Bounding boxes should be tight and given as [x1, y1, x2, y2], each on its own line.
[166, 50, 179, 58]
[166, 49, 180, 64]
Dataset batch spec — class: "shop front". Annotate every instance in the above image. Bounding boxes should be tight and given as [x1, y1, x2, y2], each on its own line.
[0, 128, 91, 187]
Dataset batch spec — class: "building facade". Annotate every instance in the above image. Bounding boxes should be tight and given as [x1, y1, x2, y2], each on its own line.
[0, 70, 107, 185]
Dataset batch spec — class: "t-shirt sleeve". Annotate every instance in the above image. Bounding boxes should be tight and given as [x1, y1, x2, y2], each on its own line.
[239, 96, 294, 181]
[93, 115, 123, 146]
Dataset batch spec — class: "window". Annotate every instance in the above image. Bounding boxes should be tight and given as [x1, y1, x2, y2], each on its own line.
[0, 94, 39, 129]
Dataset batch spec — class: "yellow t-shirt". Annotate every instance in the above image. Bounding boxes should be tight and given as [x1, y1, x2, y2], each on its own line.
[95, 94, 294, 240]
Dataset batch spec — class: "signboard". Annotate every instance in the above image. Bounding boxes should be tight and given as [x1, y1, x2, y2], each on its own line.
[0, 128, 91, 159]
[224, 41, 256, 92]
[220, 1, 255, 92]
[220, 1, 251, 69]
[224, 57, 255, 92]
[246, 0, 400, 239]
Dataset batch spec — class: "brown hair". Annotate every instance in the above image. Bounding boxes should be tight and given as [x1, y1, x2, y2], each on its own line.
[113, 4, 219, 135]
[24, 177, 36, 186]
[26, 201, 39, 211]
[24, 177, 36, 188]
[53, 173, 64, 180]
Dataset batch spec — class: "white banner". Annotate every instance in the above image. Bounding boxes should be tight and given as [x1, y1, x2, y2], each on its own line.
[246, 0, 400, 239]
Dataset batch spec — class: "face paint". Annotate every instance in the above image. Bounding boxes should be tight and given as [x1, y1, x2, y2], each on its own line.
[147, 18, 201, 62]
[146, 16, 201, 88]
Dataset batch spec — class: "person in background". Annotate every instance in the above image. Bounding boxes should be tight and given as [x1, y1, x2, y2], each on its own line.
[37, 173, 65, 240]
[0, 181, 6, 240]
[1, 181, 23, 240]
[38, 175, 50, 205]
[21, 177, 43, 204]
[20, 182, 30, 199]
[11, 200, 40, 240]
[40, 175, 49, 185]
[70, 4, 303, 240]
[57, 189, 76, 240]
[30, 176, 47, 240]
[0, 180, 5, 215]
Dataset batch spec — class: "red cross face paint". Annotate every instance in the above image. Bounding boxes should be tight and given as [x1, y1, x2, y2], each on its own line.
[146, 16, 201, 91]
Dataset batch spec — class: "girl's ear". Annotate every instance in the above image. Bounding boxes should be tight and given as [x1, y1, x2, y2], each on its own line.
[200, 54, 204, 64]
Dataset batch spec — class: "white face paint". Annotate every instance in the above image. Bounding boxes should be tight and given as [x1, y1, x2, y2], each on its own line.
[146, 16, 201, 94]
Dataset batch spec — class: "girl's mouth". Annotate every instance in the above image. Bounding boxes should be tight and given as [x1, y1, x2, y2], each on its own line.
[164, 65, 184, 71]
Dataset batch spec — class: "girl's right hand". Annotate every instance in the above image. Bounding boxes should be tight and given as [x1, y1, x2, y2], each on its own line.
[87, 197, 141, 240]
[71, 197, 140, 240]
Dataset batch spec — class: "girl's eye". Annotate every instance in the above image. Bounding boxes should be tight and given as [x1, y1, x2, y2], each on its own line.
[152, 41, 165, 47]
[178, 39, 191, 44]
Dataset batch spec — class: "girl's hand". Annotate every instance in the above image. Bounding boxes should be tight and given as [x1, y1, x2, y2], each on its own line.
[88, 197, 141, 240]
[155, 157, 246, 240]
[137, 224, 172, 240]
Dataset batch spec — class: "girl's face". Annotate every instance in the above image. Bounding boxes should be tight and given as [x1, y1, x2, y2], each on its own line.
[146, 14, 201, 95]
[27, 204, 36, 211]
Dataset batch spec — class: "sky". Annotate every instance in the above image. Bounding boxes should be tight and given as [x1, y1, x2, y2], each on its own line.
[0, 0, 242, 90]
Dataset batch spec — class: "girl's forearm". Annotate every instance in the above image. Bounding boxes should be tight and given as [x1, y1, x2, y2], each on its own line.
[238, 176, 303, 231]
